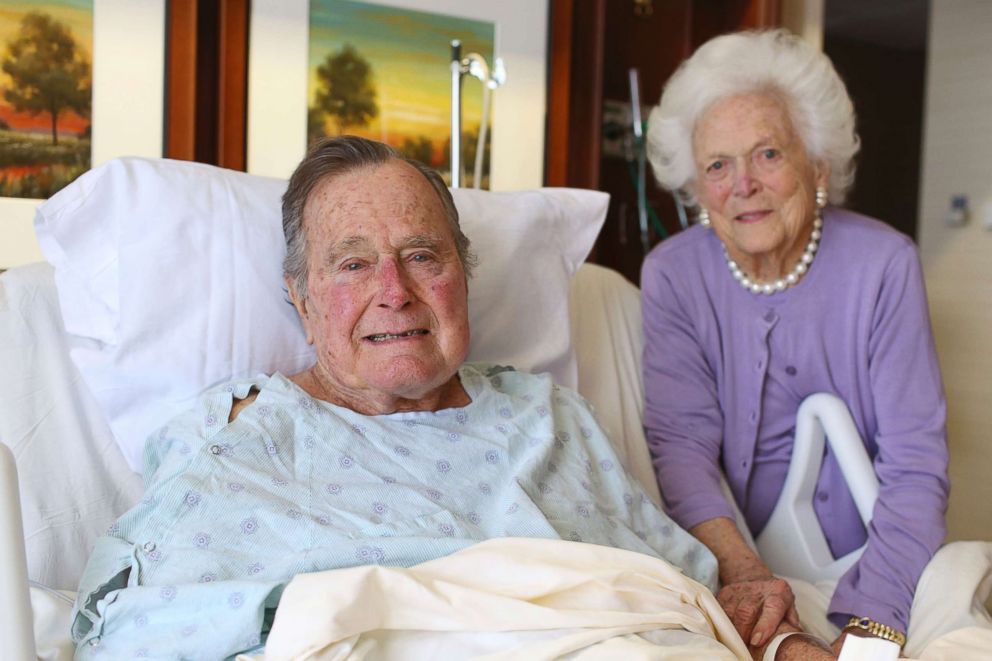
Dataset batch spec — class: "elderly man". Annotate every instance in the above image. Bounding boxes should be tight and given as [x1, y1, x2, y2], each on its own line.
[69, 137, 723, 659]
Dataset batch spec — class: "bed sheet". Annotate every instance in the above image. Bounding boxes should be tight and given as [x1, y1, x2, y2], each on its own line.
[0, 263, 142, 591]
[568, 263, 661, 505]
[30, 540, 992, 660]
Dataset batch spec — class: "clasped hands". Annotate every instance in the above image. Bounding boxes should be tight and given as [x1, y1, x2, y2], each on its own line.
[720, 572, 842, 659]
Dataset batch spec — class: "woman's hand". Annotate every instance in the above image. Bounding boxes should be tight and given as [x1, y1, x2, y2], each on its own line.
[689, 517, 803, 648]
[718, 575, 801, 648]
[830, 626, 907, 658]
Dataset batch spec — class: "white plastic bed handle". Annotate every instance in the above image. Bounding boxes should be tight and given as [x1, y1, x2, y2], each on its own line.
[755, 393, 880, 583]
[0, 442, 37, 660]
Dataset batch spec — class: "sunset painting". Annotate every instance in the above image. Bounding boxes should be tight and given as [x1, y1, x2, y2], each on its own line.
[0, 0, 92, 199]
[308, 0, 495, 187]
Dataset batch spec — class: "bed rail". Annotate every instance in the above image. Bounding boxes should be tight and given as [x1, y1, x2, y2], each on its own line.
[755, 393, 880, 582]
[0, 441, 37, 659]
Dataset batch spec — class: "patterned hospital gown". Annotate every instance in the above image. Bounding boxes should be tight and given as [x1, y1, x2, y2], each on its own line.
[71, 364, 716, 660]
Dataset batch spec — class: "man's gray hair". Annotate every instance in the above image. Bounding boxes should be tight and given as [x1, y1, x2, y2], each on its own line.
[646, 29, 860, 207]
[282, 135, 476, 301]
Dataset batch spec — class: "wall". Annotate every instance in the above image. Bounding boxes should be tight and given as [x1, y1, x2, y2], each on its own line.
[781, 0, 824, 49]
[917, 0, 992, 543]
[0, 0, 166, 269]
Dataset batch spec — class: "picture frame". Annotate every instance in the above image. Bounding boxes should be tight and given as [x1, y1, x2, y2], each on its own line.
[247, 0, 549, 191]
[1, 0, 166, 269]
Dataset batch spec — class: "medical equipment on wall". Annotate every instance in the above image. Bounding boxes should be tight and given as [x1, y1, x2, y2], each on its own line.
[449, 39, 505, 189]
[604, 69, 688, 254]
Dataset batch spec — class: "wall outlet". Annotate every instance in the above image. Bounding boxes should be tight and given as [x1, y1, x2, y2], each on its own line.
[946, 194, 968, 226]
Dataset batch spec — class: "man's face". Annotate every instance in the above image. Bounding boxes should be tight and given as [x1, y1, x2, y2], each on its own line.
[290, 159, 469, 410]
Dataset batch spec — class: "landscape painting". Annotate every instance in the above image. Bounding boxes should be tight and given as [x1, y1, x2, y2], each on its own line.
[308, 0, 495, 187]
[0, 0, 92, 199]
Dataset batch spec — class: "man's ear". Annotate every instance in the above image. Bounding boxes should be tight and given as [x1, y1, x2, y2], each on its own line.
[285, 276, 314, 345]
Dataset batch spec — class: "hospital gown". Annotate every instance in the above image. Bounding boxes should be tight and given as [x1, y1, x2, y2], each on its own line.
[71, 364, 716, 660]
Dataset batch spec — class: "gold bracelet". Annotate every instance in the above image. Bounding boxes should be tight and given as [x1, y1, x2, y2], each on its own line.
[846, 615, 906, 648]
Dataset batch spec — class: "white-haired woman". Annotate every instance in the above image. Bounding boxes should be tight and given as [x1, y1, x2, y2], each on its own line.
[642, 30, 947, 657]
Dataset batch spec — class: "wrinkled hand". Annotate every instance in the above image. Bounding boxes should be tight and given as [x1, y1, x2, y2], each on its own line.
[717, 576, 801, 650]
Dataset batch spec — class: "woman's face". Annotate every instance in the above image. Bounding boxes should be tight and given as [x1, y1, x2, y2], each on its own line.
[692, 92, 828, 279]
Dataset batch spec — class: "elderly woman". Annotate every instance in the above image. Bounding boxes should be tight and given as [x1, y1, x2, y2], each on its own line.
[642, 29, 948, 656]
[69, 136, 721, 659]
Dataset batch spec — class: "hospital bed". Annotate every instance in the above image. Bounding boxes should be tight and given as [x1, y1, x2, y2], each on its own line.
[1, 157, 990, 659]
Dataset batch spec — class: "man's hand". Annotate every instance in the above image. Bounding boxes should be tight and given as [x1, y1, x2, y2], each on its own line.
[718, 575, 801, 648]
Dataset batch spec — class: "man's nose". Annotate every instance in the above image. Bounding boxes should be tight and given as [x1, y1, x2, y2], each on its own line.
[376, 259, 412, 309]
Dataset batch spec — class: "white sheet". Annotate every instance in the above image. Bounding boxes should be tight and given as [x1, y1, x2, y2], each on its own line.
[241, 537, 749, 661]
[0, 263, 142, 591]
[30, 540, 992, 661]
[569, 263, 661, 506]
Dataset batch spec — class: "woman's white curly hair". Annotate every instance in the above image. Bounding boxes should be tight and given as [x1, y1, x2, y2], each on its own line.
[646, 29, 860, 207]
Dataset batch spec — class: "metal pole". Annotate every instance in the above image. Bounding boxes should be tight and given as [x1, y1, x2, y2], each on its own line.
[629, 68, 649, 254]
[450, 40, 463, 188]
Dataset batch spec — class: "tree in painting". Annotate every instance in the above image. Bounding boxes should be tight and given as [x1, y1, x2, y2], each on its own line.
[399, 135, 435, 166]
[312, 44, 378, 134]
[2, 11, 91, 146]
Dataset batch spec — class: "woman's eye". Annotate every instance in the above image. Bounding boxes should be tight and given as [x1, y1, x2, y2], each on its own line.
[410, 253, 433, 263]
[761, 148, 780, 160]
[704, 160, 728, 179]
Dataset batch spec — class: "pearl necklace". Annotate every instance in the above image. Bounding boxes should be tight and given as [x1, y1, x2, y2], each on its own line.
[725, 216, 823, 295]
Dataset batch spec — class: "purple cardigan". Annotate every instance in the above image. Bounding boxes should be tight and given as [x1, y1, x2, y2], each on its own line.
[641, 207, 948, 632]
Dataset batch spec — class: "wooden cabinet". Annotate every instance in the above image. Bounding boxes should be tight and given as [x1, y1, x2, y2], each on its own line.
[545, 0, 780, 284]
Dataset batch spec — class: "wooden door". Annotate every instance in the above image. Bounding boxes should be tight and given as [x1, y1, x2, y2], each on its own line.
[546, 0, 781, 284]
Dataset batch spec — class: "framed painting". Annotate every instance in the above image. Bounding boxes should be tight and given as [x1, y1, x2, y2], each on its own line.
[0, 0, 165, 268]
[247, 0, 548, 191]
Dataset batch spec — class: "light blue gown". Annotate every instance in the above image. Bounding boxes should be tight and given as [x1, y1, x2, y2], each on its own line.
[72, 364, 716, 660]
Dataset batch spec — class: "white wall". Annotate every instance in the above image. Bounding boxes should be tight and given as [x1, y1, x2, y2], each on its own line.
[0, 0, 165, 269]
[918, 0, 992, 543]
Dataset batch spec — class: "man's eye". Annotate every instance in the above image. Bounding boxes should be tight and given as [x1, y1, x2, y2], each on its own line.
[343, 262, 364, 271]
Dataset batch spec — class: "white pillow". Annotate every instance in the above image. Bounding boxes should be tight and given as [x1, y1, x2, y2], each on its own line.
[34, 157, 607, 471]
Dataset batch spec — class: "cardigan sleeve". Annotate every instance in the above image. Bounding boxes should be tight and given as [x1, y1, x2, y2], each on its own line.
[827, 241, 949, 633]
[641, 252, 736, 531]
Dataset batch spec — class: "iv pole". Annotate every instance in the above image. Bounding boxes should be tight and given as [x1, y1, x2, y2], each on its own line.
[449, 39, 505, 188]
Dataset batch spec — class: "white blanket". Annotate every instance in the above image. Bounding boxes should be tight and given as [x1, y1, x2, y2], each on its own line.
[32, 539, 992, 660]
[244, 538, 750, 660]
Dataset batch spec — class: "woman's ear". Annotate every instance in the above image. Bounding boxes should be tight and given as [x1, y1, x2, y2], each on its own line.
[814, 160, 831, 191]
[285, 276, 315, 345]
